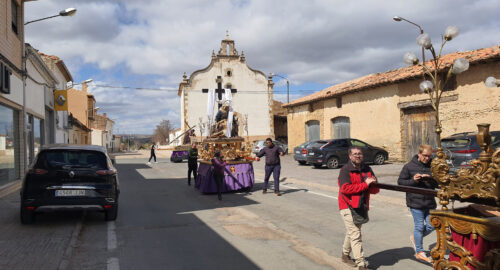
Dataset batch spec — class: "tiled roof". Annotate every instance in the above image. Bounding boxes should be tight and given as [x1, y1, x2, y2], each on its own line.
[283, 45, 500, 108]
[37, 51, 62, 63]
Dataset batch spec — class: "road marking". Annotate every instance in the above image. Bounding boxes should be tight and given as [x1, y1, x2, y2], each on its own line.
[107, 221, 120, 269]
[107, 221, 117, 250]
[107, 257, 120, 270]
[281, 184, 338, 199]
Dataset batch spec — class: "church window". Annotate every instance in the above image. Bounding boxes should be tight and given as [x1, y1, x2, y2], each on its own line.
[225, 83, 232, 89]
[227, 70, 232, 77]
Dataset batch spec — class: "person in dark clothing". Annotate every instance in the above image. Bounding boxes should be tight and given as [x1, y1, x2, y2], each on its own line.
[255, 138, 284, 196]
[398, 144, 438, 264]
[187, 143, 199, 186]
[211, 151, 227, 200]
[148, 143, 157, 164]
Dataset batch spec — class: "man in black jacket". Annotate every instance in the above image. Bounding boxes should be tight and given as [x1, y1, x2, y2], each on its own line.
[397, 144, 437, 264]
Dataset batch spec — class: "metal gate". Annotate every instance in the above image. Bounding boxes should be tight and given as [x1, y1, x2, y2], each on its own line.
[403, 106, 437, 161]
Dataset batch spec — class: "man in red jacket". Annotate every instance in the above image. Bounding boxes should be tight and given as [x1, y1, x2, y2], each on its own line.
[338, 146, 379, 270]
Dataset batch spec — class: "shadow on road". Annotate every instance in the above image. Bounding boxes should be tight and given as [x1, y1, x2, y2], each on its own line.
[367, 246, 433, 269]
[113, 161, 261, 269]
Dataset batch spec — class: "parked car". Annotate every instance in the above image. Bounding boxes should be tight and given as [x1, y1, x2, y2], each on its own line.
[252, 140, 288, 154]
[440, 131, 500, 172]
[293, 140, 327, 165]
[20, 144, 120, 224]
[306, 138, 388, 169]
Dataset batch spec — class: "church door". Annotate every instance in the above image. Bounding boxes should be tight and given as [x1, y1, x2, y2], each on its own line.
[332, 117, 350, 139]
[305, 120, 320, 141]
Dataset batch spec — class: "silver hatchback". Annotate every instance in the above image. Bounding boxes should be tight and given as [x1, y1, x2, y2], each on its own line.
[252, 140, 288, 154]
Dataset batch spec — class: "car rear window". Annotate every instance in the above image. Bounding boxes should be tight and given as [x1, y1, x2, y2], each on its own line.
[36, 150, 108, 169]
[441, 138, 470, 148]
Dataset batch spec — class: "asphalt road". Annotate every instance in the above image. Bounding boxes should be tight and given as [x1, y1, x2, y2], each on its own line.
[0, 155, 438, 270]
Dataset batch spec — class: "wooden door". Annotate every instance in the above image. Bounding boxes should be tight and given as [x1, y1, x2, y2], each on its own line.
[403, 106, 437, 161]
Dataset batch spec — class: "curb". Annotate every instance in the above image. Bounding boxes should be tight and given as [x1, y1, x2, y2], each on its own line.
[0, 180, 21, 198]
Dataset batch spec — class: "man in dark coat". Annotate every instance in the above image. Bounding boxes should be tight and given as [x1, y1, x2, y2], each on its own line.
[255, 138, 284, 196]
[187, 143, 198, 186]
[398, 144, 438, 264]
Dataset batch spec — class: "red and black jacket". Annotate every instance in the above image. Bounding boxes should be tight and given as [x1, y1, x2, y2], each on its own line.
[338, 161, 379, 210]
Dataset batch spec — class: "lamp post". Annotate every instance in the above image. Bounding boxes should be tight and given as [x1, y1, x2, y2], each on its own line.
[271, 73, 290, 103]
[398, 22, 469, 149]
[22, 8, 77, 170]
[393, 16, 426, 74]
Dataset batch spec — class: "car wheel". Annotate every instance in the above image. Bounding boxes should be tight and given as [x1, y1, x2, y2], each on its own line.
[327, 157, 340, 169]
[298, 161, 307, 165]
[313, 164, 322, 169]
[105, 205, 118, 221]
[20, 207, 35, 224]
[373, 153, 385, 165]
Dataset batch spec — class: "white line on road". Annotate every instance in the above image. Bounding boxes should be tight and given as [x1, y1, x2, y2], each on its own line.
[107, 221, 119, 270]
[107, 221, 117, 251]
[107, 257, 120, 270]
[281, 184, 338, 199]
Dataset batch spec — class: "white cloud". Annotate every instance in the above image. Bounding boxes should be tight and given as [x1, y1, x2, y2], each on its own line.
[24, 0, 500, 133]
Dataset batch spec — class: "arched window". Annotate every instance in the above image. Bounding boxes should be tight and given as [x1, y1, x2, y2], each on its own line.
[332, 117, 350, 139]
[305, 120, 320, 141]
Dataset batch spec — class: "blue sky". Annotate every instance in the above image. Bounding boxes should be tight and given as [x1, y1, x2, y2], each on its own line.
[24, 0, 500, 134]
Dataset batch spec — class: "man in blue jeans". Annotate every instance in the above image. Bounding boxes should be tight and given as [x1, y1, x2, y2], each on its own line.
[255, 138, 284, 196]
[397, 144, 438, 263]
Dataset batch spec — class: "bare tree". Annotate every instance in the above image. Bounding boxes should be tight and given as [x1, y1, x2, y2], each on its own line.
[152, 119, 173, 145]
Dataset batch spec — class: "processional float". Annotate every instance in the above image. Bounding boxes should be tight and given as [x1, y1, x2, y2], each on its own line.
[193, 78, 255, 193]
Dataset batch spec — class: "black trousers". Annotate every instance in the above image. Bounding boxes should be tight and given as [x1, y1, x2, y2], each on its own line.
[148, 152, 156, 162]
[213, 173, 223, 199]
[188, 162, 198, 184]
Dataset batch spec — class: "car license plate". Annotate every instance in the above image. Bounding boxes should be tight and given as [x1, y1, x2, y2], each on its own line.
[55, 190, 86, 196]
[309, 152, 314, 156]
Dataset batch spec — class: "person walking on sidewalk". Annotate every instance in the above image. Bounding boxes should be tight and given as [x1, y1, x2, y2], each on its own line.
[398, 144, 437, 264]
[338, 146, 379, 270]
[255, 138, 284, 196]
[148, 143, 157, 164]
[211, 151, 227, 200]
[187, 143, 199, 186]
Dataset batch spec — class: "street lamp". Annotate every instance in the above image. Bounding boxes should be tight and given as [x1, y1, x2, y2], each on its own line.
[398, 21, 469, 149]
[393, 16, 426, 71]
[24, 8, 77, 25]
[271, 73, 290, 103]
[22, 8, 77, 170]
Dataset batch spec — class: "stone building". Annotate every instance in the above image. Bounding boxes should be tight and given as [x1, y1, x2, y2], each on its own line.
[178, 35, 277, 142]
[283, 45, 500, 161]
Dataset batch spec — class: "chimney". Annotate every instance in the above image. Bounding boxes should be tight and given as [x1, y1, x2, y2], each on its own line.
[82, 83, 88, 92]
[103, 113, 107, 117]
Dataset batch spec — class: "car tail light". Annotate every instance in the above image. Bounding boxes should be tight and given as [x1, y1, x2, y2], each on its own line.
[104, 205, 112, 209]
[28, 168, 48, 175]
[96, 169, 117, 175]
[302, 149, 307, 155]
[26, 206, 35, 210]
[455, 149, 477, 154]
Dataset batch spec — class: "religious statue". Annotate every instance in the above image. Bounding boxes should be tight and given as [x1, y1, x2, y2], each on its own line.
[211, 103, 239, 138]
[182, 129, 195, 145]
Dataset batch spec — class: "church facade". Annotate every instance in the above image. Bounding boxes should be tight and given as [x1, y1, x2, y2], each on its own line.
[178, 35, 275, 142]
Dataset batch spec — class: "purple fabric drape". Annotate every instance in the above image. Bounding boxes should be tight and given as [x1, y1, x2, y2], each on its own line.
[171, 150, 188, 158]
[195, 162, 254, 193]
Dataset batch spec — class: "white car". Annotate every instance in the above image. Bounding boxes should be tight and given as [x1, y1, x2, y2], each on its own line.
[252, 140, 288, 155]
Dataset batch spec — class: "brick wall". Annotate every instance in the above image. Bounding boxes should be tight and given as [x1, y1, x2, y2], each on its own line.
[0, 0, 23, 78]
